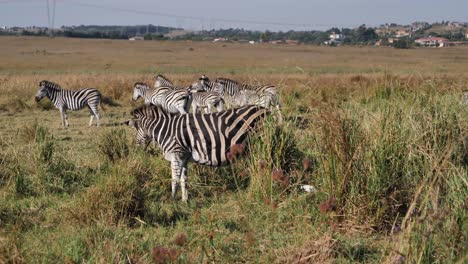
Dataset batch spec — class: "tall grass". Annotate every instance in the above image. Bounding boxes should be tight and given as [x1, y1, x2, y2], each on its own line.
[0, 71, 466, 262]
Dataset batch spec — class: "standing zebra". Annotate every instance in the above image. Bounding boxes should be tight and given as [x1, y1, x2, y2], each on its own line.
[215, 78, 282, 122]
[154, 74, 174, 88]
[125, 104, 266, 201]
[35, 80, 103, 127]
[132, 82, 191, 114]
[190, 91, 224, 113]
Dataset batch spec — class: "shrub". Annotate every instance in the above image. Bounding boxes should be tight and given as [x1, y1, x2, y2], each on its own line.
[393, 39, 411, 49]
[97, 128, 130, 162]
[247, 118, 303, 201]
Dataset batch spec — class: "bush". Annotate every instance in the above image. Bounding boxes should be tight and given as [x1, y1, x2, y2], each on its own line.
[97, 128, 130, 162]
[393, 39, 411, 49]
[247, 118, 303, 201]
[69, 153, 189, 226]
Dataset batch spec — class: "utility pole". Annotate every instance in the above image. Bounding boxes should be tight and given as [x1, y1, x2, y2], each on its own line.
[46, 0, 56, 37]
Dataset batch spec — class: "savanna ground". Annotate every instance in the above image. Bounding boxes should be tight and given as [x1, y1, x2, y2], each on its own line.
[0, 36, 467, 263]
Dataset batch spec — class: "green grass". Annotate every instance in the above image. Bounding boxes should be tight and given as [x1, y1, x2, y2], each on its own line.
[0, 37, 467, 263]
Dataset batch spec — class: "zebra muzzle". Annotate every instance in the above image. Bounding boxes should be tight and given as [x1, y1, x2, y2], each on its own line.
[34, 96, 41, 102]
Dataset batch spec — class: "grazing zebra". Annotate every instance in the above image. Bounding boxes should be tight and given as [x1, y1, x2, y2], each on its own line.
[190, 91, 224, 113]
[125, 104, 267, 201]
[35, 80, 103, 127]
[154, 74, 174, 88]
[132, 82, 191, 114]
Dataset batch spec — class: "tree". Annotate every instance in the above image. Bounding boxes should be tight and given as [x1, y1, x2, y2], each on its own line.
[393, 39, 410, 49]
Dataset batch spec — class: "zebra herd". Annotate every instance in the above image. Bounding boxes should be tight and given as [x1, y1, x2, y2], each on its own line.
[34, 75, 280, 201]
[134, 74, 281, 119]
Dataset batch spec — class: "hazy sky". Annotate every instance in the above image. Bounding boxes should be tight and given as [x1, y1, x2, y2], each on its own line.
[1, 0, 467, 31]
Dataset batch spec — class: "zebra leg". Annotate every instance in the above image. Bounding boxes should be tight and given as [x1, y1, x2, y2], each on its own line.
[171, 157, 183, 200]
[64, 111, 69, 127]
[95, 111, 101, 127]
[59, 109, 66, 128]
[89, 115, 94, 127]
[89, 107, 100, 127]
[180, 160, 189, 202]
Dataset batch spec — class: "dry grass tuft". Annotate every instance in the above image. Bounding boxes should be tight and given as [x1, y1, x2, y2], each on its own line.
[280, 234, 338, 264]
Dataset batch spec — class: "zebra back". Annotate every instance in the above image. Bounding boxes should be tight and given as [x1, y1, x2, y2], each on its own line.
[191, 91, 222, 108]
[130, 104, 267, 166]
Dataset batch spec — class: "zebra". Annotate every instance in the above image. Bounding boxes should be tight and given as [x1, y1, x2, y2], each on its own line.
[132, 82, 191, 114]
[190, 91, 224, 113]
[190, 75, 217, 93]
[125, 104, 267, 201]
[215, 78, 282, 122]
[34, 80, 103, 127]
[154, 74, 174, 88]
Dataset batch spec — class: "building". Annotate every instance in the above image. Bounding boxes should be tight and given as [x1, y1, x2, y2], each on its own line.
[213, 37, 228, 42]
[415, 37, 449, 47]
[395, 30, 410, 38]
[129, 36, 144, 41]
[324, 32, 345, 45]
[329, 32, 344, 41]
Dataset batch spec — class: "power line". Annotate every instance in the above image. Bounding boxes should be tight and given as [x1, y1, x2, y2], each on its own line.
[61, 0, 358, 30]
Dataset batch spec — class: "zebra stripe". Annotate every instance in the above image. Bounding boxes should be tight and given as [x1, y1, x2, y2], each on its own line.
[35, 80, 103, 127]
[132, 82, 191, 114]
[190, 91, 224, 114]
[128, 104, 266, 201]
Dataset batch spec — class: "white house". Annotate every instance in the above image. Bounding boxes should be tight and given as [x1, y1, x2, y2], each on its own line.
[213, 37, 228, 42]
[415, 37, 449, 47]
[329, 32, 344, 41]
[129, 36, 144, 41]
[324, 32, 345, 45]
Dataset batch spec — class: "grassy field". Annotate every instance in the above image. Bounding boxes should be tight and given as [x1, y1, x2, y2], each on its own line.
[0, 36, 467, 263]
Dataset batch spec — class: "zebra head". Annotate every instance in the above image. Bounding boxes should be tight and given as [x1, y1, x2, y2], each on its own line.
[214, 79, 227, 94]
[132, 82, 149, 101]
[127, 105, 162, 147]
[190, 75, 211, 92]
[125, 118, 152, 147]
[35, 80, 56, 102]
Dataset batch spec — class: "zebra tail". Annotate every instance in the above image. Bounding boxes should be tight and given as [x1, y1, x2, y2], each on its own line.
[99, 95, 106, 112]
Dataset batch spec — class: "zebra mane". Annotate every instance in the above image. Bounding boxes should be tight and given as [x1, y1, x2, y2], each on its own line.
[216, 78, 240, 85]
[134, 82, 150, 88]
[39, 80, 62, 89]
[155, 74, 172, 81]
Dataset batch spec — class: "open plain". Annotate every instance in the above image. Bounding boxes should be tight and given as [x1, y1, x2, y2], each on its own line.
[0, 36, 466, 263]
